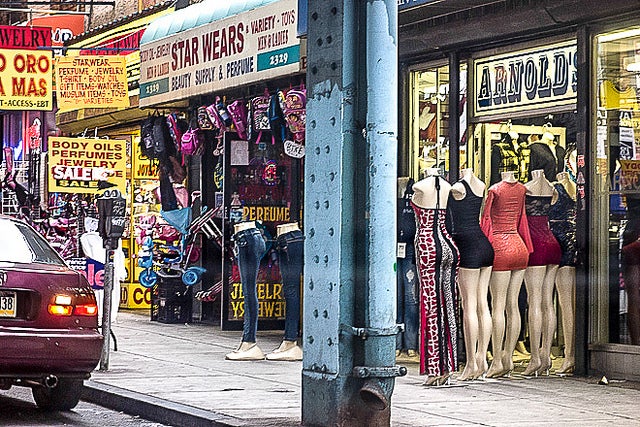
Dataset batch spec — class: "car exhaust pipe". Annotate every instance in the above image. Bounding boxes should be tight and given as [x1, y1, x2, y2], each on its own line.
[44, 375, 58, 389]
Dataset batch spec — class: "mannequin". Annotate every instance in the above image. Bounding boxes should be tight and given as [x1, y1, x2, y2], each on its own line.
[396, 177, 419, 360]
[226, 221, 267, 361]
[522, 169, 561, 376]
[449, 169, 494, 380]
[267, 222, 304, 361]
[549, 171, 578, 374]
[528, 132, 566, 181]
[412, 167, 459, 385]
[481, 171, 533, 378]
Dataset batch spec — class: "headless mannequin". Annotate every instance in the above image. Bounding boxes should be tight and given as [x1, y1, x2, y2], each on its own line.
[522, 169, 559, 376]
[235, 221, 257, 234]
[487, 171, 526, 378]
[412, 168, 451, 209]
[265, 222, 304, 360]
[451, 169, 492, 380]
[413, 167, 457, 385]
[554, 172, 577, 374]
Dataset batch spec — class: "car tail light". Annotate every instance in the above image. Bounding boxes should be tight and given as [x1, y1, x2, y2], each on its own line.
[48, 294, 98, 317]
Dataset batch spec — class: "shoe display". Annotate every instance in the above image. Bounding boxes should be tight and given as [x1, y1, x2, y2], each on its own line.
[266, 340, 303, 361]
[225, 342, 265, 361]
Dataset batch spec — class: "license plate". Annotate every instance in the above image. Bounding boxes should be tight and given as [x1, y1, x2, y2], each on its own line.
[0, 291, 16, 318]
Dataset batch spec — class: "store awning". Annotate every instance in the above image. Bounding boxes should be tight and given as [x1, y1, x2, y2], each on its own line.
[140, 0, 279, 45]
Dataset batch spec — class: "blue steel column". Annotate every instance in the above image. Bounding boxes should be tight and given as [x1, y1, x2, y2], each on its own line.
[303, 1, 401, 426]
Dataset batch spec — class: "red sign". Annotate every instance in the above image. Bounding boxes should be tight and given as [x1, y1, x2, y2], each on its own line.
[80, 28, 145, 56]
[0, 25, 51, 49]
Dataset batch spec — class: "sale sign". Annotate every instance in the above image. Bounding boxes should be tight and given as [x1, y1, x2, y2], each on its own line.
[55, 55, 130, 111]
[0, 25, 53, 111]
[48, 137, 127, 194]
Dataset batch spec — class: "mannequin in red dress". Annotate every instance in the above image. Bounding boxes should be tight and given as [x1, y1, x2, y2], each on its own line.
[481, 171, 533, 378]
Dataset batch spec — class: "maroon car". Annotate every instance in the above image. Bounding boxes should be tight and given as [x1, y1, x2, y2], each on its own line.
[0, 216, 103, 410]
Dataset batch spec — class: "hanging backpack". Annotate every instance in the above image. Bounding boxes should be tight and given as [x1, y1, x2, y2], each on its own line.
[166, 112, 188, 152]
[268, 89, 287, 144]
[181, 118, 205, 156]
[197, 106, 214, 130]
[139, 114, 156, 159]
[248, 90, 271, 144]
[283, 85, 306, 142]
[227, 99, 248, 140]
[152, 115, 175, 161]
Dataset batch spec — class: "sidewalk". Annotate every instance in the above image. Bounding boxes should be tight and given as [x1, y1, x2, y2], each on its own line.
[84, 311, 640, 427]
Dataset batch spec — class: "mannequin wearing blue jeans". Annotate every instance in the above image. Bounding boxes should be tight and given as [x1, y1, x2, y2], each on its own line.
[226, 221, 267, 361]
[267, 223, 304, 361]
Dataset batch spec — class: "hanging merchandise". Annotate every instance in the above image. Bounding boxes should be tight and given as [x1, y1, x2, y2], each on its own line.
[227, 99, 249, 140]
[139, 114, 157, 159]
[282, 84, 307, 142]
[261, 159, 279, 186]
[249, 90, 271, 144]
[180, 117, 205, 156]
[197, 106, 214, 130]
[166, 113, 188, 152]
[268, 89, 287, 144]
[152, 115, 176, 161]
[215, 96, 233, 127]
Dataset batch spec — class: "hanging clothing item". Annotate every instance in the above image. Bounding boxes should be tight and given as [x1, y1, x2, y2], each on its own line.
[525, 195, 562, 266]
[448, 179, 494, 269]
[548, 183, 577, 267]
[481, 181, 533, 271]
[411, 178, 459, 377]
[528, 142, 566, 182]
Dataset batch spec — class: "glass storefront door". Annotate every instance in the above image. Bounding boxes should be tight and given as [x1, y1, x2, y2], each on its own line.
[593, 27, 640, 345]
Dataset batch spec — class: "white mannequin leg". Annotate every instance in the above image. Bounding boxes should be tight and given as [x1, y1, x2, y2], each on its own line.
[487, 270, 509, 377]
[475, 266, 492, 378]
[523, 266, 545, 375]
[503, 269, 525, 373]
[540, 265, 558, 372]
[556, 266, 576, 373]
[458, 268, 480, 381]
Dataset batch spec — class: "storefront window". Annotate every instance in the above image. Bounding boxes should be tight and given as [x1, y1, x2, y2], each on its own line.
[594, 27, 640, 345]
[409, 64, 450, 179]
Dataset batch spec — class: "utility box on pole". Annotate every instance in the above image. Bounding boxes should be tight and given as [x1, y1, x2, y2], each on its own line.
[303, 1, 403, 425]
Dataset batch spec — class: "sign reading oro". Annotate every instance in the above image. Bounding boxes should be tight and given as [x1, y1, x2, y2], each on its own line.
[0, 25, 53, 111]
[48, 137, 127, 194]
[139, 0, 300, 106]
[55, 56, 130, 110]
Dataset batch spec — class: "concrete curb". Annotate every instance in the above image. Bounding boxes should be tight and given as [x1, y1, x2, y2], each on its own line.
[83, 381, 245, 427]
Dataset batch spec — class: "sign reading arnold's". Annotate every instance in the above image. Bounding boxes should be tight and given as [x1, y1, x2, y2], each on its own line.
[139, 0, 300, 107]
[474, 41, 577, 116]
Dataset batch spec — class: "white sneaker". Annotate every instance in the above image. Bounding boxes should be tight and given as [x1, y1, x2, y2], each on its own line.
[266, 340, 303, 361]
[225, 342, 265, 361]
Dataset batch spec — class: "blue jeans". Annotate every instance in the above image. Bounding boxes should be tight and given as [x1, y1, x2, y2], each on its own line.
[396, 244, 419, 351]
[276, 230, 304, 341]
[233, 228, 266, 343]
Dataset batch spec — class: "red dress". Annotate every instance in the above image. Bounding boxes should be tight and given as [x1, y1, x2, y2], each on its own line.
[480, 181, 533, 271]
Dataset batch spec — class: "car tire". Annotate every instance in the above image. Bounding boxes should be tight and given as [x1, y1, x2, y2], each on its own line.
[32, 379, 83, 411]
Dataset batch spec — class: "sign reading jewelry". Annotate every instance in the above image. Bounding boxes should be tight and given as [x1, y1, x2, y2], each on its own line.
[48, 137, 127, 194]
[55, 56, 130, 111]
[474, 41, 577, 116]
[0, 25, 52, 111]
[139, 0, 300, 106]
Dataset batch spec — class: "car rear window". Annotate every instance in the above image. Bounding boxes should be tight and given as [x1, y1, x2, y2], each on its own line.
[0, 220, 66, 266]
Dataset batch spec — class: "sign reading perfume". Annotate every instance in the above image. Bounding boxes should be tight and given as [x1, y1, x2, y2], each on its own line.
[139, 0, 300, 106]
[0, 25, 52, 111]
[56, 56, 129, 110]
[474, 41, 577, 116]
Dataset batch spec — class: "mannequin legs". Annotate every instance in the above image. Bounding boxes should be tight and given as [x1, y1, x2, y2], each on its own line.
[556, 266, 576, 373]
[487, 269, 524, 378]
[458, 267, 492, 380]
[523, 265, 558, 376]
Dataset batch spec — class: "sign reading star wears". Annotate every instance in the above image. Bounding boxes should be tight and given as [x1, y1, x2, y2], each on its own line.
[48, 137, 127, 194]
[138, 0, 300, 107]
[0, 25, 53, 111]
[55, 56, 130, 111]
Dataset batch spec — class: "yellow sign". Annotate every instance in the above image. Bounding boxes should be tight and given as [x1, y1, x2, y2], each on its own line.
[120, 283, 151, 309]
[132, 136, 159, 179]
[48, 137, 127, 194]
[0, 48, 53, 111]
[228, 282, 286, 320]
[55, 56, 130, 111]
